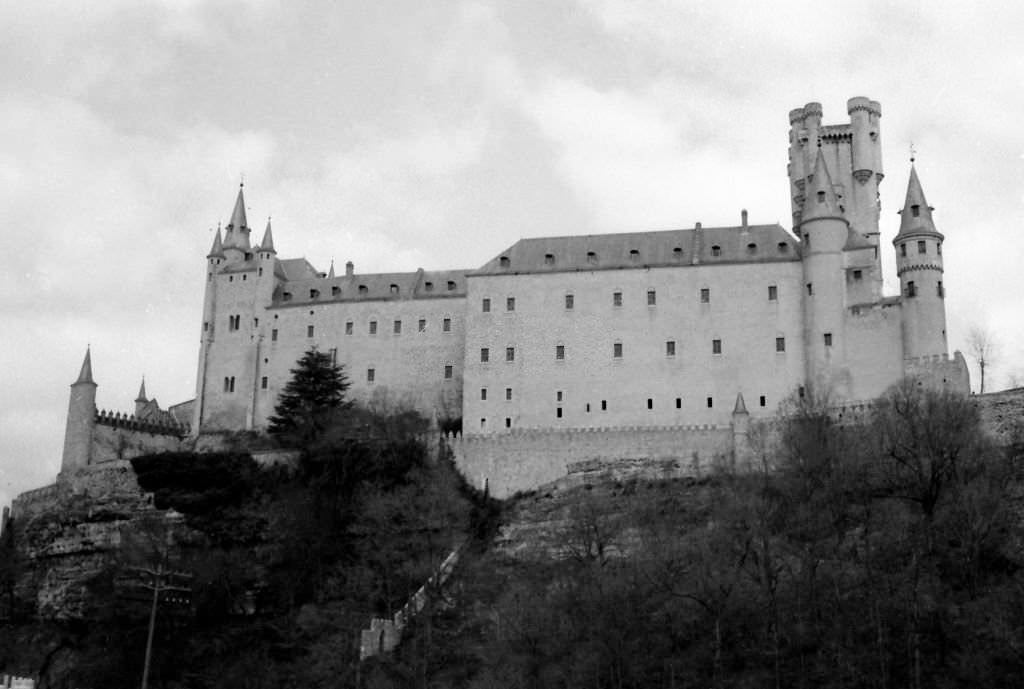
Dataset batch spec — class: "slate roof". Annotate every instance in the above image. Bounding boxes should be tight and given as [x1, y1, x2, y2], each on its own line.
[270, 268, 470, 307]
[472, 224, 801, 276]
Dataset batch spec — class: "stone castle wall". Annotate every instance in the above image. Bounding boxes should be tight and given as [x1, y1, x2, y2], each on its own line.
[90, 419, 186, 465]
[448, 424, 736, 499]
[904, 351, 971, 394]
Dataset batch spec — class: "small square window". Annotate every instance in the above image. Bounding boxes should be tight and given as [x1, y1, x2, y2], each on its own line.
[647, 289, 656, 306]
[700, 288, 710, 303]
[853, 270, 862, 281]
[425, 281, 434, 292]
[613, 291, 622, 307]
[367, 368, 375, 383]
[505, 388, 512, 401]
[824, 332, 833, 347]
[271, 328, 278, 341]
[393, 320, 402, 334]
[481, 388, 487, 400]
[390, 284, 399, 294]
[443, 317, 451, 332]
[444, 364, 453, 379]
[565, 294, 574, 310]
[345, 321, 353, 335]
[544, 253, 555, 265]
[712, 339, 722, 354]
[556, 345, 565, 360]
[499, 256, 510, 268]
[447, 280, 456, 291]
[776, 337, 785, 352]
[587, 251, 597, 265]
[506, 346, 515, 362]
[418, 319, 426, 332]
[369, 320, 377, 335]
[506, 297, 515, 311]
[481, 348, 489, 363]
[906, 281, 916, 298]
[711, 245, 721, 257]
[613, 342, 623, 358]
[666, 340, 676, 357]
[307, 325, 315, 338]
[768, 285, 778, 301]
[482, 298, 491, 313]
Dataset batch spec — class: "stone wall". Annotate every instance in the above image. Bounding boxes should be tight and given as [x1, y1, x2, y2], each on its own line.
[976, 387, 1024, 441]
[2, 675, 35, 689]
[448, 424, 736, 499]
[90, 421, 186, 464]
[904, 351, 971, 395]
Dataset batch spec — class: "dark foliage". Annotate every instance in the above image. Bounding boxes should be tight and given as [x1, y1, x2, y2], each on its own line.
[267, 348, 351, 444]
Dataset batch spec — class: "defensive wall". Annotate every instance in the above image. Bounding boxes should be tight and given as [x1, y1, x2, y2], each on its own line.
[904, 352, 971, 394]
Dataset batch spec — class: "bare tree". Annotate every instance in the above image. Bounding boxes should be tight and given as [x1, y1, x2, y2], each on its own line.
[966, 326, 998, 393]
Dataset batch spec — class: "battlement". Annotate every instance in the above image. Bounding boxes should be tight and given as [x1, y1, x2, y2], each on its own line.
[94, 408, 189, 437]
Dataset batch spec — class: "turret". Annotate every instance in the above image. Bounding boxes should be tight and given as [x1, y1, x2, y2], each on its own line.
[894, 164, 947, 358]
[799, 147, 849, 394]
[222, 184, 250, 263]
[134, 378, 148, 416]
[61, 348, 97, 472]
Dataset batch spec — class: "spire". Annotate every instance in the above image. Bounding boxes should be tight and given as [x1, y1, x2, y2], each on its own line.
[207, 225, 225, 258]
[135, 377, 147, 403]
[259, 217, 276, 254]
[328, 259, 335, 279]
[228, 184, 248, 232]
[800, 146, 843, 223]
[74, 348, 95, 386]
[223, 184, 250, 250]
[896, 164, 939, 239]
[732, 392, 748, 415]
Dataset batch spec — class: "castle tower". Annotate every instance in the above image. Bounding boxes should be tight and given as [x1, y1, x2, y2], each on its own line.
[61, 348, 97, 472]
[192, 225, 226, 433]
[799, 148, 850, 395]
[134, 378, 148, 416]
[222, 184, 251, 263]
[894, 165, 948, 358]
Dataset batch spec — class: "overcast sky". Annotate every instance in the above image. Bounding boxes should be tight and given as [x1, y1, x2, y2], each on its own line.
[2, 0, 1023, 511]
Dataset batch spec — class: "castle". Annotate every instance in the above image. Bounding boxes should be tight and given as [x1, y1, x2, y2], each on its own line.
[49, 96, 970, 498]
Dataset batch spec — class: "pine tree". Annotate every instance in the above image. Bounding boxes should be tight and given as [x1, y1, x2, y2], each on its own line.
[268, 348, 351, 444]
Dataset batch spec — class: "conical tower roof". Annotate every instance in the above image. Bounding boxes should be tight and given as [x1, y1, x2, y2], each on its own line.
[327, 260, 335, 279]
[74, 348, 96, 386]
[259, 217, 276, 253]
[135, 377, 147, 403]
[207, 226, 225, 258]
[800, 147, 843, 223]
[223, 185, 251, 250]
[895, 165, 941, 240]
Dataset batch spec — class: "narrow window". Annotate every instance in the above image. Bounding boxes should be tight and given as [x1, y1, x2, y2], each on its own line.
[917, 240, 926, 254]
[900, 243, 907, 257]
[712, 339, 722, 354]
[506, 296, 515, 311]
[675, 397, 682, 409]
[556, 345, 565, 360]
[257, 268, 262, 277]
[332, 285, 340, 297]
[505, 417, 511, 428]
[203, 321, 209, 332]
[586, 403, 591, 412]
[307, 325, 314, 338]
[817, 190, 826, 203]
[700, 288, 710, 303]
[565, 294, 574, 310]
[907, 281, 916, 298]
[418, 318, 426, 332]
[556, 391, 563, 402]
[647, 289, 656, 306]
[481, 388, 487, 400]
[229, 377, 235, 393]
[444, 365, 453, 380]
[937, 242, 942, 255]
[443, 317, 451, 332]
[799, 386, 806, 399]
[711, 245, 721, 257]
[223, 377, 230, 393]
[253, 318, 259, 328]
[911, 204, 920, 218]
[613, 342, 623, 358]
[271, 328, 278, 341]
[480, 348, 489, 363]
[587, 251, 597, 265]
[647, 398, 653, 410]
[506, 346, 515, 362]
[393, 320, 401, 334]
[666, 340, 676, 357]
[369, 320, 377, 335]
[613, 291, 622, 307]
[480, 418, 486, 429]
[601, 400, 607, 411]
[806, 283, 813, 296]
[556, 407, 563, 418]
[482, 298, 491, 313]
[329, 348, 337, 364]
[505, 388, 512, 401]
[937, 281, 944, 297]
[759, 395, 766, 407]
[768, 285, 778, 301]
[367, 368, 375, 383]
[630, 249, 640, 262]
[261, 376, 268, 390]
[824, 332, 833, 347]
[345, 321, 353, 335]
[804, 234, 810, 249]
[776, 337, 786, 352]
[707, 397, 713, 408]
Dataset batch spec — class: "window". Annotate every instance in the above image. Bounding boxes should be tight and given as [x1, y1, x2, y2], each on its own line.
[587, 251, 597, 264]
[481, 388, 487, 400]
[330, 285, 341, 297]
[228, 314, 240, 331]
[630, 249, 640, 262]
[447, 280, 456, 291]
[565, 293, 574, 310]
[817, 190, 826, 203]
[700, 288, 710, 303]
[556, 344, 565, 360]
[711, 245, 721, 257]
[707, 397, 713, 408]
[418, 319, 426, 332]
[499, 256, 510, 268]
[505, 417, 511, 428]
[307, 325, 315, 338]
[223, 377, 230, 393]
[329, 348, 337, 364]
[760, 395, 766, 407]
[776, 337, 786, 352]
[506, 296, 515, 311]
[253, 318, 259, 328]
[673, 247, 683, 259]
[712, 339, 722, 354]
[647, 289, 656, 306]
[444, 365, 453, 379]
[666, 340, 676, 357]
[911, 204, 920, 218]
[647, 398, 653, 410]
[803, 234, 810, 249]
[358, 285, 368, 294]
[482, 298, 491, 313]
[806, 283, 813, 296]
[601, 400, 607, 411]
[271, 328, 278, 341]
[229, 377, 235, 392]
[393, 320, 401, 334]
[613, 291, 622, 307]
[613, 342, 623, 358]
[768, 285, 778, 301]
[480, 418, 486, 429]
[425, 281, 434, 292]
[824, 332, 833, 347]
[778, 242, 789, 253]
[906, 281, 917, 298]
[853, 270, 863, 281]
[203, 321, 209, 332]
[506, 346, 515, 362]
[556, 407, 563, 418]
[937, 281, 944, 297]
[747, 243, 757, 255]
[443, 317, 451, 332]
[676, 397, 682, 409]
[369, 320, 377, 335]
[505, 388, 512, 401]
[937, 242, 942, 255]
[390, 284, 399, 294]
[556, 391, 563, 402]
[917, 240, 926, 254]
[900, 243, 907, 257]
[544, 253, 555, 266]
[310, 289, 319, 299]
[345, 321, 353, 335]
[367, 368, 375, 383]
[261, 376, 268, 390]
[481, 348, 489, 363]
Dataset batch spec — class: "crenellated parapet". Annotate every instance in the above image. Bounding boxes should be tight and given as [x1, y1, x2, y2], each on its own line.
[94, 408, 190, 438]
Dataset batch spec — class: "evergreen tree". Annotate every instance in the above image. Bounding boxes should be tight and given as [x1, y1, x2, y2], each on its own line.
[268, 348, 351, 444]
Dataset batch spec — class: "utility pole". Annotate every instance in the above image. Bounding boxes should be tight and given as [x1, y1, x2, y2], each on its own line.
[131, 563, 192, 689]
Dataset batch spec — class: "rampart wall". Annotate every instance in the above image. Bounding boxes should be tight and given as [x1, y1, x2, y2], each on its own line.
[904, 351, 971, 394]
[89, 411, 187, 465]
[448, 424, 735, 499]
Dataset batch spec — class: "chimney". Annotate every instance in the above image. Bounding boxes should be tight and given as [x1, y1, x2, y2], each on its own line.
[741, 209, 748, 228]
[345, 261, 354, 277]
